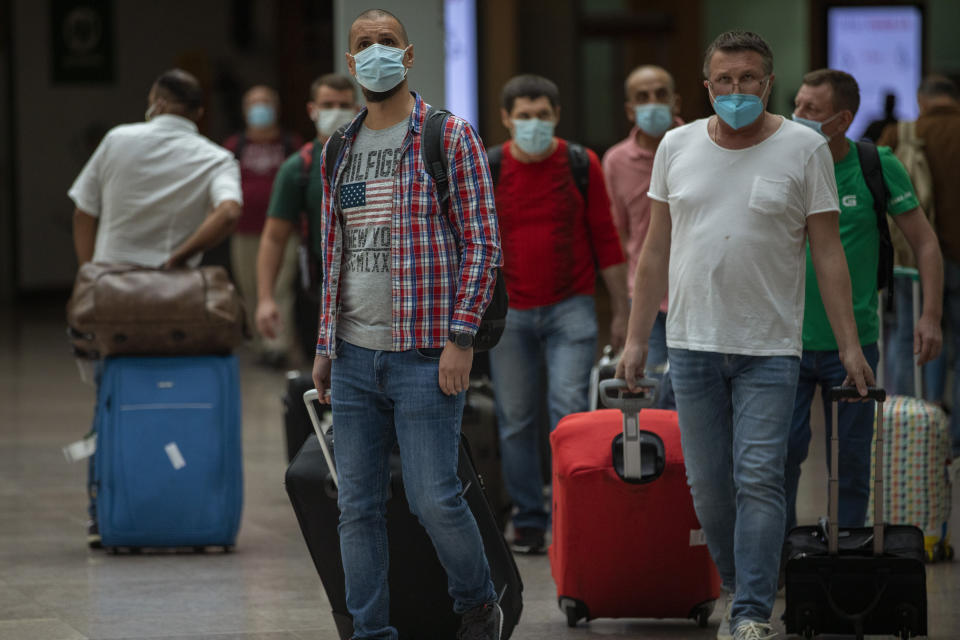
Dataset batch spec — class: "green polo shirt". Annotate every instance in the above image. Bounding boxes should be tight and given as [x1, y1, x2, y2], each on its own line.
[266, 139, 324, 258]
[802, 139, 919, 350]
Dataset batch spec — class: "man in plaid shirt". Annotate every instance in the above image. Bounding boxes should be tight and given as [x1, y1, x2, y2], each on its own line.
[310, 9, 504, 640]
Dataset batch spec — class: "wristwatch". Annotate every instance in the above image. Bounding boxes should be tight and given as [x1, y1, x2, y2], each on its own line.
[448, 331, 474, 349]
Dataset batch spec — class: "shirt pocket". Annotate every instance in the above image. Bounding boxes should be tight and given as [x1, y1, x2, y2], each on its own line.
[748, 176, 791, 216]
[412, 171, 440, 217]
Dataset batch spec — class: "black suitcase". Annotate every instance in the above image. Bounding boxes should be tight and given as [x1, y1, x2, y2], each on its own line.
[285, 389, 524, 639]
[282, 371, 325, 462]
[461, 380, 513, 532]
[783, 387, 927, 640]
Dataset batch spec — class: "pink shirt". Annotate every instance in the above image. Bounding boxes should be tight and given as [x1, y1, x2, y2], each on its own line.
[602, 126, 674, 313]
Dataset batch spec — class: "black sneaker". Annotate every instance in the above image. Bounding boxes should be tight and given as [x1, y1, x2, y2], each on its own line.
[510, 527, 545, 554]
[87, 520, 102, 550]
[457, 601, 502, 640]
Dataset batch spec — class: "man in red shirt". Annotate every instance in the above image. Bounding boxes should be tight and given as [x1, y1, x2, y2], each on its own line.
[489, 74, 628, 554]
[223, 85, 301, 366]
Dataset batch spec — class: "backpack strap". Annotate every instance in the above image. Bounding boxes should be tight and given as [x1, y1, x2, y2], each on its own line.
[486, 144, 503, 185]
[297, 141, 316, 190]
[421, 107, 452, 215]
[566, 142, 590, 199]
[323, 125, 350, 187]
[232, 133, 246, 160]
[855, 140, 894, 293]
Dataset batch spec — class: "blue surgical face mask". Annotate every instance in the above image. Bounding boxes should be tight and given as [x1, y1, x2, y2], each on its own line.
[246, 103, 276, 128]
[710, 79, 769, 130]
[791, 111, 842, 140]
[633, 103, 673, 138]
[512, 118, 555, 155]
[351, 44, 410, 93]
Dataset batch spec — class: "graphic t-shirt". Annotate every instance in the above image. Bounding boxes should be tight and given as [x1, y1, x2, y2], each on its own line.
[801, 139, 919, 350]
[336, 119, 408, 351]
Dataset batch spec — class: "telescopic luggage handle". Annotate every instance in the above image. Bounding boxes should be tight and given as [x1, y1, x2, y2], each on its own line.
[599, 378, 661, 482]
[826, 386, 886, 556]
[303, 389, 338, 488]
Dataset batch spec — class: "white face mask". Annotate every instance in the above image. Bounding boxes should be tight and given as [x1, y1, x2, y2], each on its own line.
[315, 108, 355, 137]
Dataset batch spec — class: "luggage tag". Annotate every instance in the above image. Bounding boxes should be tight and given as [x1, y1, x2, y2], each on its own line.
[62, 432, 97, 462]
[164, 442, 187, 470]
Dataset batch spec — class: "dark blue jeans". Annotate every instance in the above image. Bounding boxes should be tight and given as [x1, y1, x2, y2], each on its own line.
[330, 340, 496, 639]
[784, 343, 881, 531]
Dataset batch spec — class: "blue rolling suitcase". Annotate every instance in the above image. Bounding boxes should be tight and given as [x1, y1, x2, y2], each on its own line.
[92, 355, 243, 550]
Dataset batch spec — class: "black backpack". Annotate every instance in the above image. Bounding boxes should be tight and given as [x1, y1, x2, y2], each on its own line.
[485, 141, 590, 199]
[855, 140, 894, 299]
[324, 107, 508, 352]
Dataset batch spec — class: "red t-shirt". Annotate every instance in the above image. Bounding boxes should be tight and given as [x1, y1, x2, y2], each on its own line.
[223, 132, 301, 235]
[494, 139, 624, 309]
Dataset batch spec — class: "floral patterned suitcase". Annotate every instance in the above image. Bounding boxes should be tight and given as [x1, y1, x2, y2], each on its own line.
[867, 395, 953, 561]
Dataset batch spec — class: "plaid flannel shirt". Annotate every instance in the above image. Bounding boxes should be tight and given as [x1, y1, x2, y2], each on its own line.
[315, 93, 502, 356]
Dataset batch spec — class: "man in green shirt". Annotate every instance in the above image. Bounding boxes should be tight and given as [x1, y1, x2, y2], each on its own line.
[785, 69, 943, 530]
[256, 74, 359, 358]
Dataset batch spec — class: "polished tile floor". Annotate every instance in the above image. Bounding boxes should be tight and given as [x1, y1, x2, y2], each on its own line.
[1, 300, 957, 640]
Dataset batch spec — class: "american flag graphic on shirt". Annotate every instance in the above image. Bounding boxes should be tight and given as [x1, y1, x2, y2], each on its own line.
[340, 151, 396, 274]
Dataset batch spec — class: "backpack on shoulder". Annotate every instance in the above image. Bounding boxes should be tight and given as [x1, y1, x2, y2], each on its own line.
[888, 121, 936, 269]
[855, 140, 895, 297]
[324, 108, 507, 352]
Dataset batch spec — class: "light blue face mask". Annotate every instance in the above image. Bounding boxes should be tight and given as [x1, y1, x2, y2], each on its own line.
[633, 103, 673, 138]
[711, 79, 769, 130]
[791, 111, 842, 140]
[351, 44, 409, 93]
[246, 103, 276, 128]
[512, 118, 555, 155]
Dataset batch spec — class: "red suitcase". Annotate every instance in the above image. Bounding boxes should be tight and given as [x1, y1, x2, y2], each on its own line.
[549, 378, 720, 627]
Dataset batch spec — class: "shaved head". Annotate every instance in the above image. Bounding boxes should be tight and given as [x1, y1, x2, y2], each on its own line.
[350, 8, 408, 49]
[242, 85, 279, 110]
[625, 65, 675, 97]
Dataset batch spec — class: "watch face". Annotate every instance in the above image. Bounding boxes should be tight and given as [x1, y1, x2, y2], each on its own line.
[452, 332, 472, 348]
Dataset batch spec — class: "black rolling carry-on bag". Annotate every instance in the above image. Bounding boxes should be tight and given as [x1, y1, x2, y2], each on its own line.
[281, 371, 323, 462]
[783, 387, 927, 640]
[285, 389, 523, 640]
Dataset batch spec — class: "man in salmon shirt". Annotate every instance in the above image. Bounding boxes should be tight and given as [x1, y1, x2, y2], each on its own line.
[603, 65, 682, 405]
[489, 74, 628, 555]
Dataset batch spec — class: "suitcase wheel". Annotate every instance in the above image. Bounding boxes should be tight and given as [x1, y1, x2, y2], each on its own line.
[558, 597, 588, 628]
[690, 603, 712, 628]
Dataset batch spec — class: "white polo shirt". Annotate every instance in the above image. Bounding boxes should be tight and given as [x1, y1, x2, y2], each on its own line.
[648, 117, 839, 357]
[68, 114, 242, 267]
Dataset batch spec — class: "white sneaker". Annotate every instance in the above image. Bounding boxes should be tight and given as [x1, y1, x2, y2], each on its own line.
[716, 591, 734, 640]
[733, 621, 777, 640]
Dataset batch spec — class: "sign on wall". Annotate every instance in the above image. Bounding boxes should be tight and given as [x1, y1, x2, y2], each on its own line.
[51, 0, 115, 83]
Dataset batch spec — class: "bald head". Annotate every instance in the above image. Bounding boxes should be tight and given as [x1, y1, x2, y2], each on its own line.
[350, 9, 408, 50]
[624, 65, 675, 99]
[242, 85, 279, 110]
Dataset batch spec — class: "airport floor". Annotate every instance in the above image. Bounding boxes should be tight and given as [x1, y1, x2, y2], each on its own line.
[1, 299, 958, 640]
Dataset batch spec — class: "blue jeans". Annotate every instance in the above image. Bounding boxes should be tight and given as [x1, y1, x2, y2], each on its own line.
[489, 295, 598, 531]
[944, 257, 960, 457]
[887, 273, 945, 401]
[668, 347, 800, 629]
[784, 344, 881, 531]
[648, 311, 669, 374]
[331, 340, 496, 640]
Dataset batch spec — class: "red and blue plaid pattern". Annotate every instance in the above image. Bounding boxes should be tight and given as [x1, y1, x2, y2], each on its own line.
[315, 93, 502, 355]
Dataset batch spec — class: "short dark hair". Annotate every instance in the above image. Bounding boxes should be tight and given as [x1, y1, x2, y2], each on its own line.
[153, 69, 203, 112]
[918, 74, 959, 100]
[703, 31, 773, 79]
[802, 68, 861, 116]
[310, 73, 357, 102]
[351, 8, 409, 46]
[501, 74, 560, 113]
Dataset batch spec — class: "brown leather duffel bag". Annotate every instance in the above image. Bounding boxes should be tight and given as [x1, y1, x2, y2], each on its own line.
[67, 263, 248, 358]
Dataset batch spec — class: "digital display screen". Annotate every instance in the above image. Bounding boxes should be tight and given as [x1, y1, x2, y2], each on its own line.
[827, 5, 922, 139]
[444, 0, 478, 129]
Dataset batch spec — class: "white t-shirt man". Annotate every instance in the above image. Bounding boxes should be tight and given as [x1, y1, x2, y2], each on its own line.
[68, 114, 242, 268]
[648, 117, 839, 357]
